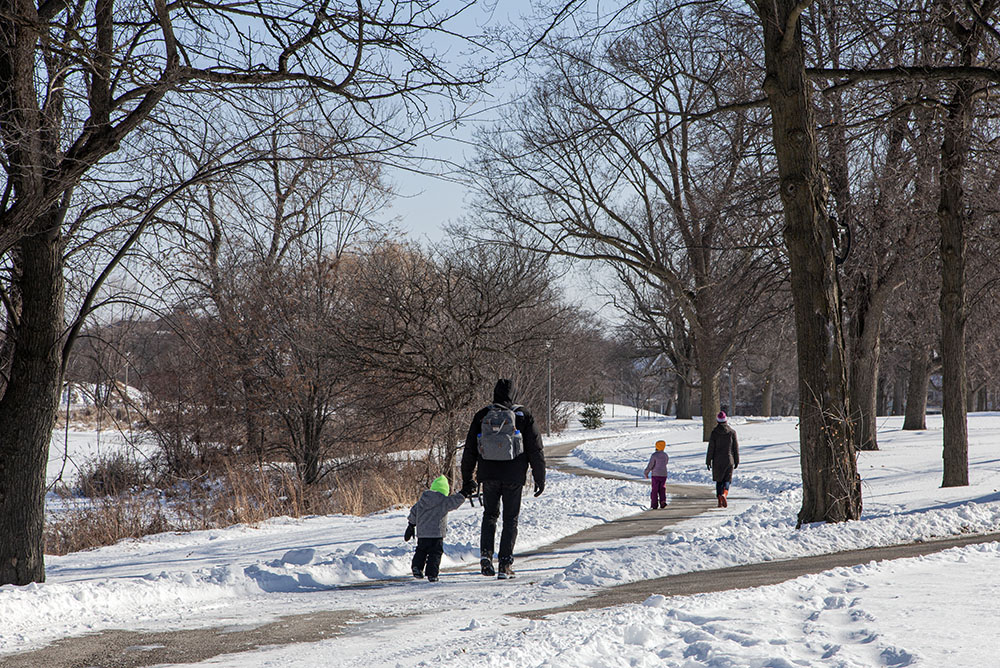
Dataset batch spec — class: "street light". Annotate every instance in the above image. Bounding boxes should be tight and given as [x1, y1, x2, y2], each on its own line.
[545, 340, 552, 436]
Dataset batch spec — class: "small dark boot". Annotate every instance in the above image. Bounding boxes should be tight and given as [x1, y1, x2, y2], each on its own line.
[717, 495, 724, 508]
[480, 558, 495, 577]
[412, 567, 424, 579]
[497, 562, 515, 579]
[427, 575, 439, 582]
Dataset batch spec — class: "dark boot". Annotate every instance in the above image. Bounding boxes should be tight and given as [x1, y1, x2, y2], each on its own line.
[480, 558, 495, 577]
[497, 562, 515, 579]
[717, 495, 724, 508]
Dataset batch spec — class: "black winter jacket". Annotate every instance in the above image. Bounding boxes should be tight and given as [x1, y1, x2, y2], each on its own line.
[461, 379, 546, 487]
[707, 422, 739, 482]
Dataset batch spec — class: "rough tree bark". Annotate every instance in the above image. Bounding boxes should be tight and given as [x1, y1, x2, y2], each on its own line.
[761, 371, 774, 418]
[676, 372, 693, 420]
[699, 367, 721, 441]
[938, 78, 974, 488]
[891, 374, 905, 416]
[758, 0, 862, 524]
[0, 222, 65, 585]
[847, 276, 884, 451]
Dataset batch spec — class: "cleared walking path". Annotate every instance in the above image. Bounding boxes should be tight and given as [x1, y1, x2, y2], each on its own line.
[518, 439, 716, 557]
[523, 438, 1000, 617]
[6, 436, 998, 667]
[519, 530, 1000, 618]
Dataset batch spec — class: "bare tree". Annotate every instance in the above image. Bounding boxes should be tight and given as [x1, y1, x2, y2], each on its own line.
[610, 268, 697, 420]
[0, 0, 496, 585]
[342, 238, 570, 482]
[472, 8, 784, 440]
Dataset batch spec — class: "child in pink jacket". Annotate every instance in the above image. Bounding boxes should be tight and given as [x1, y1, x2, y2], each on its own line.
[644, 440, 669, 509]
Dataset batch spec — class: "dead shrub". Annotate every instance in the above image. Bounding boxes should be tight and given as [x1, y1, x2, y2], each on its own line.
[45, 493, 171, 555]
[330, 458, 425, 516]
[77, 452, 148, 497]
[171, 462, 308, 529]
[44, 453, 433, 556]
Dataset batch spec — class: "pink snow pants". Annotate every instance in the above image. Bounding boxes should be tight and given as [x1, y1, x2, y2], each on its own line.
[650, 476, 667, 509]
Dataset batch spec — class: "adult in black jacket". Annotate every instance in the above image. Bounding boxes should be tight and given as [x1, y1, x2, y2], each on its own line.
[460, 379, 545, 579]
[707, 411, 739, 508]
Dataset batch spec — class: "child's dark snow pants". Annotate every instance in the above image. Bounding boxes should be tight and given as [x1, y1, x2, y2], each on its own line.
[412, 537, 445, 578]
[650, 476, 667, 509]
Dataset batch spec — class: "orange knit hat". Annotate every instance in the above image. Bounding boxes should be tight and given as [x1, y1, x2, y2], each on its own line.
[655, 440, 666, 451]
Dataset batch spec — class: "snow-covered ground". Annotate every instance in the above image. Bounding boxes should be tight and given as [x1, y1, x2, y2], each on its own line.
[3, 408, 998, 666]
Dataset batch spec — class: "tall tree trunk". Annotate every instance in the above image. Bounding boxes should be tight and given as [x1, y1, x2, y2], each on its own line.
[891, 374, 905, 416]
[675, 370, 692, 420]
[939, 80, 973, 488]
[876, 377, 888, 417]
[759, 1, 861, 524]
[698, 365, 720, 442]
[0, 228, 66, 585]
[903, 345, 930, 431]
[848, 276, 883, 451]
[761, 371, 774, 418]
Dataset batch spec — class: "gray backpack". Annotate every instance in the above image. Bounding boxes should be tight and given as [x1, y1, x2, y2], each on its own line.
[477, 403, 524, 461]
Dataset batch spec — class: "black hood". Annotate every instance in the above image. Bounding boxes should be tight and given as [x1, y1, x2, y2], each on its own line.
[493, 378, 517, 405]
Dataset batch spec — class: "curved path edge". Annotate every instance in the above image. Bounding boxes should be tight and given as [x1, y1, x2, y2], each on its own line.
[516, 530, 1000, 619]
[10, 435, 995, 664]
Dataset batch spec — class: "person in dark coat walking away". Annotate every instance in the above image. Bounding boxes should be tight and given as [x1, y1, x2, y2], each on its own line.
[460, 379, 545, 580]
[644, 440, 669, 509]
[405, 475, 467, 582]
[707, 411, 739, 508]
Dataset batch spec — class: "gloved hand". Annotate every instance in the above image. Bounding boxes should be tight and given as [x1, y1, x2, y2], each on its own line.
[404, 523, 415, 541]
[533, 480, 545, 497]
[459, 481, 477, 498]
[706, 464, 711, 470]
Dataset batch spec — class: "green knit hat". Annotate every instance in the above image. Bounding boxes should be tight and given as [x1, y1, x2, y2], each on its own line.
[430, 475, 450, 495]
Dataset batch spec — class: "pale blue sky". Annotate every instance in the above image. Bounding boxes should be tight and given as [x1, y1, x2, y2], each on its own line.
[375, 0, 573, 241]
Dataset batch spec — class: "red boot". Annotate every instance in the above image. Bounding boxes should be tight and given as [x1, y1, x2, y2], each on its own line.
[721, 489, 729, 508]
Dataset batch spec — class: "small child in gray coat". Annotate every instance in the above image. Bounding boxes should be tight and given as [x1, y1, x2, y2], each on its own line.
[405, 475, 467, 582]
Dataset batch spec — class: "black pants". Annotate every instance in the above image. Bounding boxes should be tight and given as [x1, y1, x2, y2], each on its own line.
[412, 537, 444, 578]
[480, 479, 523, 565]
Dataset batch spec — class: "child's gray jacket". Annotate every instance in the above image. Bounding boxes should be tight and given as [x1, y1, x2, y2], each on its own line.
[407, 490, 466, 538]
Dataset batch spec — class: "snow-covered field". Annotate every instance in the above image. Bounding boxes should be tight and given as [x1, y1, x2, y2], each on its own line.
[3, 409, 998, 666]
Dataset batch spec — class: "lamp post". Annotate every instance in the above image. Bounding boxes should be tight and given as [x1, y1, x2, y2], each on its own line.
[545, 340, 552, 436]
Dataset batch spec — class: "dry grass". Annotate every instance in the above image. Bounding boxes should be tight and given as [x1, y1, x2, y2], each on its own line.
[54, 405, 134, 431]
[45, 456, 431, 555]
[45, 493, 171, 555]
[172, 462, 309, 529]
[77, 452, 148, 497]
[331, 461, 424, 515]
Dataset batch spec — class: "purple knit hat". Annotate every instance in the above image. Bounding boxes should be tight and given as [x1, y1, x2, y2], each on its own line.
[717, 411, 727, 422]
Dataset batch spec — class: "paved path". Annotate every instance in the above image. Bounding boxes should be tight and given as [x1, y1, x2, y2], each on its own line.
[518, 439, 716, 556]
[0, 610, 362, 668]
[1, 437, 706, 668]
[518, 530, 1000, 619]
[7, 435, 999, 667]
